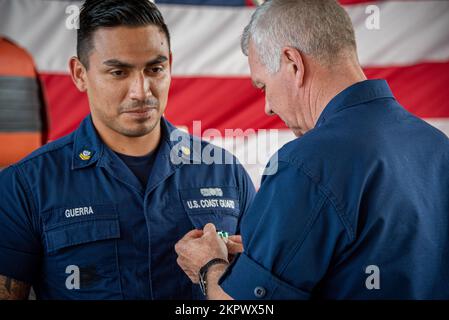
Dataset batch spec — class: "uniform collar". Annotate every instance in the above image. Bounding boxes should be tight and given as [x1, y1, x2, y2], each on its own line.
[71, 115, 199, 171]
[316, 79, 395, 128]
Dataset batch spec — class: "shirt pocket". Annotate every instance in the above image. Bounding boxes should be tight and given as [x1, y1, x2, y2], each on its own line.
[179, 187, 240, 235]
[40, 205, 122, 299]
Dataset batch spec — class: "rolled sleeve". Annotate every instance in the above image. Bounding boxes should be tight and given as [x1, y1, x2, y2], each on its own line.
[219, 253, 310, 300]
[0, 245, 40, 283]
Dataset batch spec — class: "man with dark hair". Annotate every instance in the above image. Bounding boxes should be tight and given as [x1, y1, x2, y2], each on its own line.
[76, 0, 171, 69]
[0, 0, 255, 299]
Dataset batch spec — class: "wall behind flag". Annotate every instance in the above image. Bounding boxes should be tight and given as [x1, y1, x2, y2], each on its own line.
[0, 0, 448, 185]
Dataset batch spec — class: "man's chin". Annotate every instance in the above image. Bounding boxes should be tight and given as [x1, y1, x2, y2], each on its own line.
[292, 128, 304, 138]
[119, 120, 160, 138]
[283, 121, 302, 137]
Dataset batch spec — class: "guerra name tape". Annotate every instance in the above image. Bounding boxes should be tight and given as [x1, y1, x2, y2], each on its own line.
[65, 206, 94, 218]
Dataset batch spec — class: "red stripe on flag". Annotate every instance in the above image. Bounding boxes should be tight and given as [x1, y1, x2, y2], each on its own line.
[245, 0, 254, 6]
[364, 61, 449, 121]
[40, 73, 90, 140]
[40, 61, 449, 141]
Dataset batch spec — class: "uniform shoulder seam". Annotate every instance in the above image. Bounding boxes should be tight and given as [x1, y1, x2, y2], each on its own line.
[16, 137, 74, 166]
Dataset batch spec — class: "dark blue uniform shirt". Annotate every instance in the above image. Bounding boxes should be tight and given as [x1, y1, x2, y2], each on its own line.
[0, 116, 255, 299]
[115, 150, 158, 188]
[220, 80, 449, 299]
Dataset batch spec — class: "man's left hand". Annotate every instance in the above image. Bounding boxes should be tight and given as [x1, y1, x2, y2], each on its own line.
[175, 223, 229, 283]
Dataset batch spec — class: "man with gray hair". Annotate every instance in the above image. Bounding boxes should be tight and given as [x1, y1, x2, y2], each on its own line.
[175, 0, 449, 299]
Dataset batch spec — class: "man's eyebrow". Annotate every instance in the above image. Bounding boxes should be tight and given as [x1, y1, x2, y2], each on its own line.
[146, 55, 169, 66]
[103, 56, 169, 68]
[103, 59, 134, 68]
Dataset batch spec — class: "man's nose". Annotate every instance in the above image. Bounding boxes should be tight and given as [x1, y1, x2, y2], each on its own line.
[129, 73, 151, 100]
[265, 98, 274, 116]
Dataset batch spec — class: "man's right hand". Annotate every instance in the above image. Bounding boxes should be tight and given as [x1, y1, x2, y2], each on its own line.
[0, 275, 31, 300]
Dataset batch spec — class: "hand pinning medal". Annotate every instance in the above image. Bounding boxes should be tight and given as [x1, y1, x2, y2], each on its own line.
[217, 231, 229, 243]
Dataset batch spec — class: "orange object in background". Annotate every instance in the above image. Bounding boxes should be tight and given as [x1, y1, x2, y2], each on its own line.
[0, 36, 48, 167]
[0, 133, 43, 167]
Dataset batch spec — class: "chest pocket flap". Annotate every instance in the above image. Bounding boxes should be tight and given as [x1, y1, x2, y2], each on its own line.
[42, 205, 120, 254]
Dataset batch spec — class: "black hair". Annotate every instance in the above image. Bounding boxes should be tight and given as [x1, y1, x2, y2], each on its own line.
[77, 0, 171, 68]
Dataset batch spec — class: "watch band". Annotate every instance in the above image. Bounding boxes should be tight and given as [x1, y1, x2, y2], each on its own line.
[198, 258, 228, 297]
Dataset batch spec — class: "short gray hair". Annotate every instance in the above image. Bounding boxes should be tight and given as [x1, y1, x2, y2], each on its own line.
[242, 0, 357, 73]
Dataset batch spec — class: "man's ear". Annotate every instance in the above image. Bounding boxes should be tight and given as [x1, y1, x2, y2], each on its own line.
[69, 56, 87, 92]
[169, 52, 173, 73]
[281, 47, 305, 89]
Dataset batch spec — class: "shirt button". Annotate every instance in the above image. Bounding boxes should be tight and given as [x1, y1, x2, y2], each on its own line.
[254, 286, 266, 298]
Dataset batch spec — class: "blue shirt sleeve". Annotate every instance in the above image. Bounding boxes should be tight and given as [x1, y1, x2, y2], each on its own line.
[0, 165, 41, 283]
[219, 161, 351, 299]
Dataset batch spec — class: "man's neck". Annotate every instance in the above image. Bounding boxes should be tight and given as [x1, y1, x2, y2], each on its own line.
[308, 61, 367, 128]
[93, 119, 162, 157]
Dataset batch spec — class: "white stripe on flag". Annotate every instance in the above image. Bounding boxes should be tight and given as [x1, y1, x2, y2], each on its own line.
[1, 0, 448, 74]
[426, 119, 449, 138]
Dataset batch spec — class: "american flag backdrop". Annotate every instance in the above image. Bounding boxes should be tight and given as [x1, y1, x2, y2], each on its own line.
[0, 0, 448, 186]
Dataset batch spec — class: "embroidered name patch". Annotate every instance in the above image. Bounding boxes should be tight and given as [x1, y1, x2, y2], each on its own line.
[179, 187, 240, 215]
